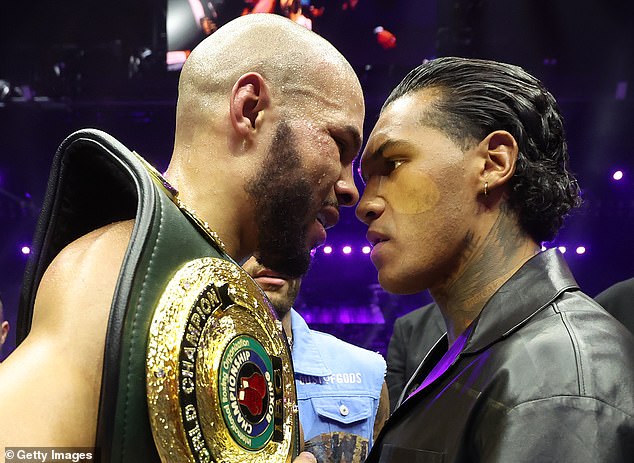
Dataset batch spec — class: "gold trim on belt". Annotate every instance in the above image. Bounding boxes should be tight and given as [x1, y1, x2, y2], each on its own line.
[147, 257, 297, 462]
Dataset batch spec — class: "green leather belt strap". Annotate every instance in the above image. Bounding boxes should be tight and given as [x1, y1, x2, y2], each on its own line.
[18, 129, 299, 462]
[18, 129, 227, 461]
[109, 157, 228, 462]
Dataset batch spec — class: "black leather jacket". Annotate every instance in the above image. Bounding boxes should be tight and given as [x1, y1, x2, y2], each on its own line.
[367, 250, 634, 462]
[386, 303, 444, 412]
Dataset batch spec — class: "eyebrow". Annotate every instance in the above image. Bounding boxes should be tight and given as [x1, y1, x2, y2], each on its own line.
[360, 139, 413, 182]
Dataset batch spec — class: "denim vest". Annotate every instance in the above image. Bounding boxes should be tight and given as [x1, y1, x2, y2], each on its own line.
[291, 309, 386, 444]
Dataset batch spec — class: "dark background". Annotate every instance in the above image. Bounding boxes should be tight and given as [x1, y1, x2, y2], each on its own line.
[1, 0, 633, 359]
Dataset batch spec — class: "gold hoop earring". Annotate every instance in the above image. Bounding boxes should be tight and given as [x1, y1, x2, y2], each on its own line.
[484, 181, 489, 197]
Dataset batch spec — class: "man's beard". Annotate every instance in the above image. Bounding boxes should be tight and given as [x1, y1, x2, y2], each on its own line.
[246, 121, 314, 277]
[266, 278, 302, 318]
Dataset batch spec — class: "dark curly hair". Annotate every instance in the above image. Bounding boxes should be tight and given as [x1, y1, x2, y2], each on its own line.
[383, 57, 581, 243]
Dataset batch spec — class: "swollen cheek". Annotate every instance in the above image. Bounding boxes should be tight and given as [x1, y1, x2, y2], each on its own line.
[377, 170, 440, 215]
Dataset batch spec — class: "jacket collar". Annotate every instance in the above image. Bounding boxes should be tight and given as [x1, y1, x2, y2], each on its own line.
[464, 249, 579, 354]
[289, 308, 332, 377]
[390, 249, 579, 420]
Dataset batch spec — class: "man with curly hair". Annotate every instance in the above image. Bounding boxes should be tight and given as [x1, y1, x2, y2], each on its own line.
[356, 57, 634, 462]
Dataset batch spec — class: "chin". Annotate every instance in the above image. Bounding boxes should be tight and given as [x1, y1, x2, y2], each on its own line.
[378, 270, 425, 295]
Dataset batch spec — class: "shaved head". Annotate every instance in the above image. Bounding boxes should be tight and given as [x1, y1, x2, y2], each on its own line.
[165, 13, 365, 268]
[175, 13, 360, 134]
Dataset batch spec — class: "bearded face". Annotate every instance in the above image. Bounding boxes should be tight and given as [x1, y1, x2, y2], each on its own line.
[246, 121, 314, 277]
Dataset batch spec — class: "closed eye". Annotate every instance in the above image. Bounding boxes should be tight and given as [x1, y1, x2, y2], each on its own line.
[330, 125, 362, 165]
[334, 138, 346, 157]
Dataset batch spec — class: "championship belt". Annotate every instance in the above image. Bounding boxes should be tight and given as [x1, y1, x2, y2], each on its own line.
[146, 258, 296, 462]
[140, 159, 299, 462]
[17, 129, 299, 462]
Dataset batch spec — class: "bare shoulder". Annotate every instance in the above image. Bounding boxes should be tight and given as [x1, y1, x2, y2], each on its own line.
[0, 220, 134, 446]
[31, 219, 134, 333]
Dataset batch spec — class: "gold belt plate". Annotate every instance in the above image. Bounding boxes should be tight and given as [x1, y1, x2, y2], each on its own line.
[146, 257, 297, 462]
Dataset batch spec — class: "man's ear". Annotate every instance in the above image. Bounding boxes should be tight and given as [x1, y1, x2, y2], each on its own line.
[478, 130, 518, 191]
[0, 321, 8, 345]
[230, 72, 271, 137]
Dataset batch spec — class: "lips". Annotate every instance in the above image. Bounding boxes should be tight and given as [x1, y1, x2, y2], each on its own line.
[366, 230, 389, 247]
[316, 213, 326, 228]
[254, 275, 287, 288]
[365, 230, 389, 266]
[317, 205, 340, 230]
[309, 219, 328, 250]
[309, 205, 340, 249]
[252, 268, 288, 288]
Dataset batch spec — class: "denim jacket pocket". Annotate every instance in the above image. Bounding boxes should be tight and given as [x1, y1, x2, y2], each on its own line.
[311, 396, 374, 425]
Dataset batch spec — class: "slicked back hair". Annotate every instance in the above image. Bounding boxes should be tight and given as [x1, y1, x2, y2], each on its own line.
[384, 57, 581, 243]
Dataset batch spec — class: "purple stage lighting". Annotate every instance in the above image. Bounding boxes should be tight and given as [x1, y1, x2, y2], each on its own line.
[21, 246, 31, 255]
[342, 245, 352, 255]
[576, 246, 586, 255]
[612, 170, 624, 181]
[558, 246, 567, 254]
[362, 245, 371, 254]
[323, 245, 333, 254]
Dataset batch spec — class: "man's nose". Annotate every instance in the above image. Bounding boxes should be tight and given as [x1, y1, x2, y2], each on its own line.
[335, 169, 360, 207]
[355, 180, 383, 225]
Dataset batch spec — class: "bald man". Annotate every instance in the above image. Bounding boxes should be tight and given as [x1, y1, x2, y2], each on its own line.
[0, 13, 364, 461]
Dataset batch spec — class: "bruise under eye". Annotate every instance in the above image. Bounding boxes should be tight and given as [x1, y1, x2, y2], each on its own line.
[377, 166, 441, 215]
